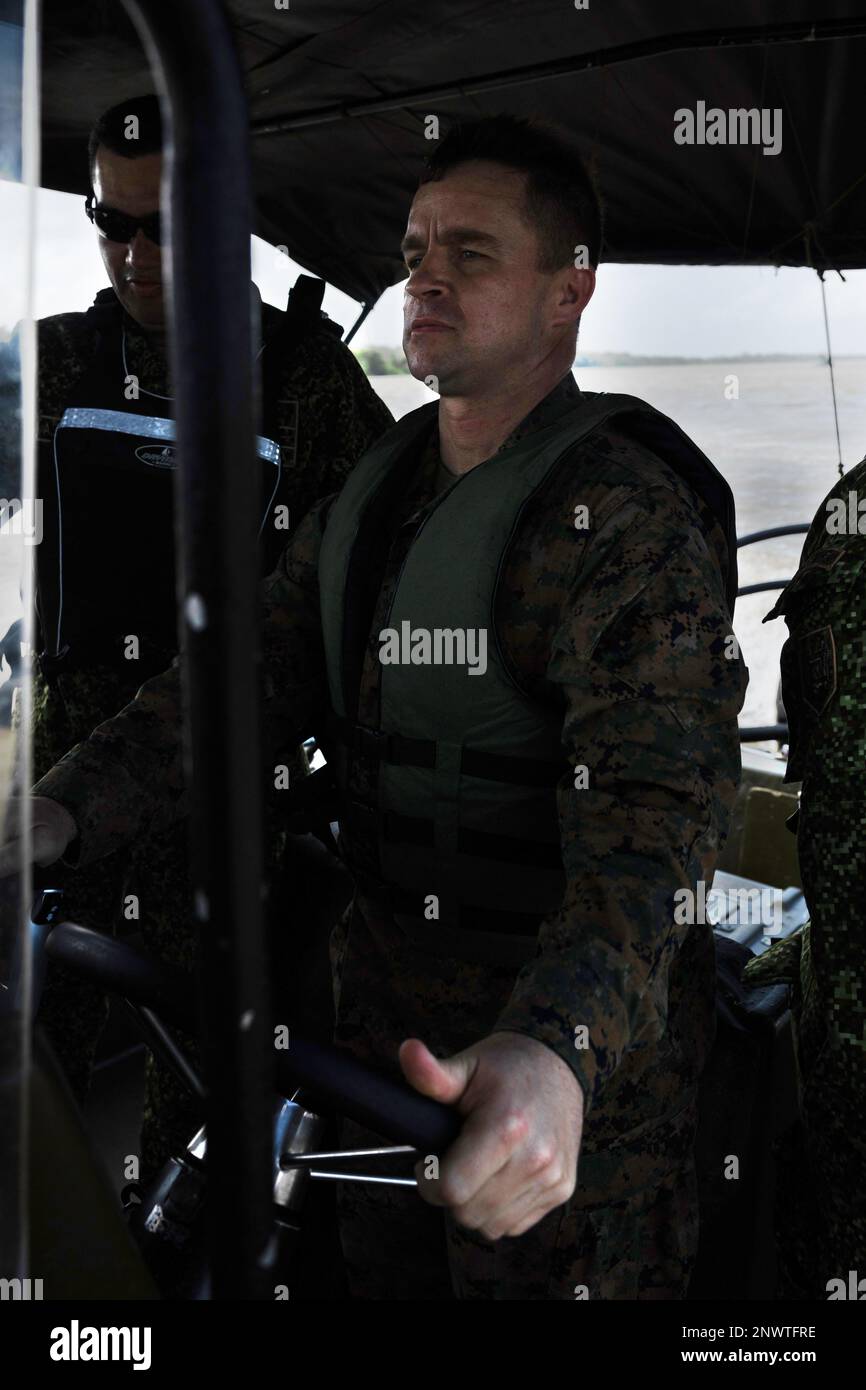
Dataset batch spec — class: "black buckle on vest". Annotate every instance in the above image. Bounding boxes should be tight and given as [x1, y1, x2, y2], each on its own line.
[328, 715, 437, 769]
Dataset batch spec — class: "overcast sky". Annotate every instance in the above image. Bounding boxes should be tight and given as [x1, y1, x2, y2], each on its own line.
[2, 180, 864, 359]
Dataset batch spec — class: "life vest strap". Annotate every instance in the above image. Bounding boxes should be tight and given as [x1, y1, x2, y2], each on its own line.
[344, 801, 561, 867]
[327, 713, 565, 786]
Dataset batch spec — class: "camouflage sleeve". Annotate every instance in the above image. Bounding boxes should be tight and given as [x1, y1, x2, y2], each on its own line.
[784, 504, 866, 1055]
[32, 497, 335, 868]
[493, 485, 747, 1112]
[285, 331, 393, 520]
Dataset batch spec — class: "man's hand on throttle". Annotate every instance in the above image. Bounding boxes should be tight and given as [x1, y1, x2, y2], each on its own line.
[399, 1030, 584, 1240]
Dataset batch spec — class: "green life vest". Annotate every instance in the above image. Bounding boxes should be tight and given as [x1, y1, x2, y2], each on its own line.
[319, 391, 736, 957]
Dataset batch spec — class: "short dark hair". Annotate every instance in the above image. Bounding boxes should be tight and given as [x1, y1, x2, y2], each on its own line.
[88, 93, 163, 184]
[419, 115, 603, 271]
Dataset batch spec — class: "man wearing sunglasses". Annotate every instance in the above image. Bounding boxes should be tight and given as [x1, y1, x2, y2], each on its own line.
[28, 93, 392, 1181]
[83, 194, 164, 327]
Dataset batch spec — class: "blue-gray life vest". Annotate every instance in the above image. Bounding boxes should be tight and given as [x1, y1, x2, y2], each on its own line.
[36, 279, 333, 675]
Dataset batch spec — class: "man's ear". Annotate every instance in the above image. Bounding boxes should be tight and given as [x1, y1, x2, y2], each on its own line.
[550, 265, 595, 331]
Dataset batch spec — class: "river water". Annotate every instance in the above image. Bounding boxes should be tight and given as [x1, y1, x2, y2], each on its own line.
[371, 360, 866, 735]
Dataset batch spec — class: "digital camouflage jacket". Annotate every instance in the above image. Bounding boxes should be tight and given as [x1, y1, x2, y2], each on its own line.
[744, 455, 866, 1287]
[34, 374, 747, 1188]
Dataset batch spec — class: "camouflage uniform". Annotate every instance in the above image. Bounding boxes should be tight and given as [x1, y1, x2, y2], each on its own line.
[34, 374, 746, 1298]
[27, 291, 392, 1171]
[744, 457, 866, 1297]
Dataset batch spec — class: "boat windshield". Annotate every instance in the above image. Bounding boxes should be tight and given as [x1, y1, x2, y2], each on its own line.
[0, 0, 37, 1286]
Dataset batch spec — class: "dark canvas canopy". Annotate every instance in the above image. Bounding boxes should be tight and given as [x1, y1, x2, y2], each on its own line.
[39, 0, 866, 303]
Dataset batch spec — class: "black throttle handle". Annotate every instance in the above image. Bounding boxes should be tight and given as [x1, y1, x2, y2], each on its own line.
[39, 907, 461, 1155]
[275, 1040, 461, 1154]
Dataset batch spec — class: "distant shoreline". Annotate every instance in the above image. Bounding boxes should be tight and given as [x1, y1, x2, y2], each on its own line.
[573, 353, 862, 367]
[572, 358, 861, 375]
[354, 346, 864, 375]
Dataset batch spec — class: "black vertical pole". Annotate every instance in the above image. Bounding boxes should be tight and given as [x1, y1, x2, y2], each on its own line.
[122, 0, 271, 1298]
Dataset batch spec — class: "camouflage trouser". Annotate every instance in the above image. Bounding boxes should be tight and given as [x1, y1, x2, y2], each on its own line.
[744, 923, 866, 1296]
[329, 895, 700, 1301]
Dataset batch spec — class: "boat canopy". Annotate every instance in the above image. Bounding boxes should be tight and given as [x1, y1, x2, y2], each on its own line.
[39, 0, 866, 304]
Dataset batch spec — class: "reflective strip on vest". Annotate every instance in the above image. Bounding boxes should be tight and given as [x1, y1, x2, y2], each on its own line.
[58, 407, 281, 465]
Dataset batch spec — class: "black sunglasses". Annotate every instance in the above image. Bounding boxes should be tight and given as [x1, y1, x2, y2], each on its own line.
[85, 195, 163, 246]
